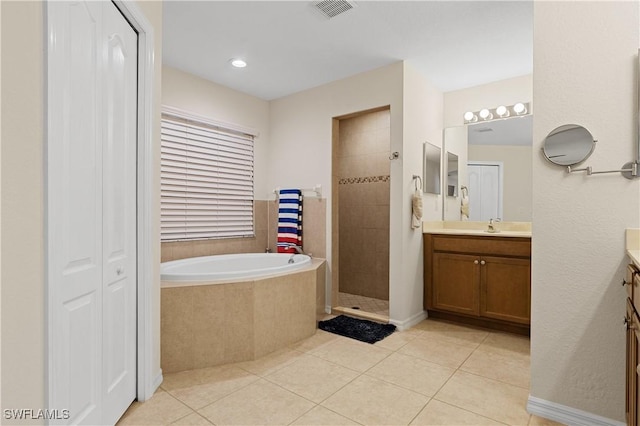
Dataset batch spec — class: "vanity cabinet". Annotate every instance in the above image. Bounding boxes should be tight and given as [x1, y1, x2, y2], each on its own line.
[424, 234, 531, 334]
[625, 263, 640, 426]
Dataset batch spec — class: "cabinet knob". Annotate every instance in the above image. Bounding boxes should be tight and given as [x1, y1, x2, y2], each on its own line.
[625, 316, 636, 330]
[474, 260, 479, 265]
[623, 279, 630, 287]
[480, 260, 486, 265]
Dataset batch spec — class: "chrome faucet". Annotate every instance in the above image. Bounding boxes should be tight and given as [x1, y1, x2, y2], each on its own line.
[286, 245, 305, 263]
[487, 218, 501, 233]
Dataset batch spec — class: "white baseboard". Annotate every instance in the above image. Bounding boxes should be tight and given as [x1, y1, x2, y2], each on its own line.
[389, 310, 428, 331]
[152, 369, 163, 395]
[527, 395, 625, 426]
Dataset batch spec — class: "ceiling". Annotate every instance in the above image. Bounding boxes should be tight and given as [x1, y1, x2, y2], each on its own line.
[162, 1, 533, 101]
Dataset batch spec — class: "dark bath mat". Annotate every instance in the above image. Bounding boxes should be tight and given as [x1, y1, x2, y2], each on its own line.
[318, 315, 396, 344]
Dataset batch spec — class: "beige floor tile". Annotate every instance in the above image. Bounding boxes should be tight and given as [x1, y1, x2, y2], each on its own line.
[236, 347, 305, 376]
[411, 319, 486, 333]
[290, 329, 340, 353]
[414, 323, 489, 349]
[198, 379, 315, 425]
[171, 412, 213, 425]
[410, 399, 504, 425]
[162, 365, 260, 409]
[366, 352, 456, 397]
[374, 329, 420, 350]
[321, 375, 429, 425]
[290, 406, 359, 425]
[529, 414, 567, 425]
[309, 336, 392, 372]
[460, 346, 530, 389]
[434, 370, 530, 425]
[481, 331, 530, 355]
[398, 335, 475, 369]
[265, 354, 359, 403]
[117, 390, 193, 425]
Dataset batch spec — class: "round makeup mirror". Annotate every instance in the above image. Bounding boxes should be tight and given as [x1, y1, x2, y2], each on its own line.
[542, 124, 596, 166]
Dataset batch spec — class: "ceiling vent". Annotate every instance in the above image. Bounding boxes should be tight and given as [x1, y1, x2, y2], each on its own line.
[312, 0, 356, 19]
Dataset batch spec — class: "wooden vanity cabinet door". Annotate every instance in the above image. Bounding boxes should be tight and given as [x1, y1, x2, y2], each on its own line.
[626, 299, 639, 426]
[432, 252, 480, 316]
[479, 256, 531, 324]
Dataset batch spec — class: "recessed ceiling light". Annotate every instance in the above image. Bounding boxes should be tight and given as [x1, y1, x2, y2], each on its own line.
[230, 58, 247, 68]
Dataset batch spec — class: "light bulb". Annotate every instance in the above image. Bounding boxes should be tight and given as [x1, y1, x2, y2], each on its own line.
[513, 102, 527, 115]
[479, 108, 493, 120]
[230, 58, 247, 68]
[463, 111, 477, 123]
[496, 105, 509, 117]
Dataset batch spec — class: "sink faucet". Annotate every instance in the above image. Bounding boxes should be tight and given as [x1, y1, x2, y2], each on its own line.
[487, 218, 501, 233]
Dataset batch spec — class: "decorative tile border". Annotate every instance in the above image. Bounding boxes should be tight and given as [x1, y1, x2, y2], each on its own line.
[339, 175, 390, 185]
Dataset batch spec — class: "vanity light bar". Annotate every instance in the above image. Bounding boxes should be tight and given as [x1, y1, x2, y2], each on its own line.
[463, 102, 530, 124]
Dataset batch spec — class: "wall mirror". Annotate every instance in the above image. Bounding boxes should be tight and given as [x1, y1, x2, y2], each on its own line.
[446, 152, 459, 197]
[423, 142, 441, 194]
[542, 124, 596, 166]
[443, 114, 533, 221]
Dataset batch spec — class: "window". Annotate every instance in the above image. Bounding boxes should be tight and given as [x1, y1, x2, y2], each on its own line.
[160, 108, 255, 241]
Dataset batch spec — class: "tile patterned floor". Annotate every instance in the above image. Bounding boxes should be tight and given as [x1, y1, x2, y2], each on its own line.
[118, 318, 565, 426]
[338, 292, 390, 317]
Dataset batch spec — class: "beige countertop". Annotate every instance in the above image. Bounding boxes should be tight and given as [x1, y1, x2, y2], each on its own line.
[627, 229, 640, 269]
[423, 221, 532, 238]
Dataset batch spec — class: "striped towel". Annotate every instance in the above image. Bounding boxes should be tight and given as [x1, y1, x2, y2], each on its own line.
[277, 189, 303, 253]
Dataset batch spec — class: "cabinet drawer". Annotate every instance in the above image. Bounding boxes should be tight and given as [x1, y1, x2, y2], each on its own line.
[432, 235, 531, 257]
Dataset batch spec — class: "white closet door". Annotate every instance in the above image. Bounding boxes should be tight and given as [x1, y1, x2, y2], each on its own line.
[101, 2, 138, 424]
[48, 2, 137, 424]
[468, 163, 501, 221]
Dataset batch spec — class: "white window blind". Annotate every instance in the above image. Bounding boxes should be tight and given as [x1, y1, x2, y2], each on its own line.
[161, 112, 254, 241]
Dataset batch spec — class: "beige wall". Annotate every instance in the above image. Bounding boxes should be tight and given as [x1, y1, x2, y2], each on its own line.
[532, 1, 639, 421]
[401, 63, 444, 321]
[467, 144, 532, 222]
[269, 62, 405, 318]
[162, 66, 270, 199]
[268, 62, 442, 325]
[0, 0, 163, 418]
[337, 110, 391, 301]
[1, 1, 44, 415]
[161, 67, 327, 261]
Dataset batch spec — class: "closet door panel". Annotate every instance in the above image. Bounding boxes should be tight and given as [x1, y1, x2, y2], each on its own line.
[101, 2, 138, 423]
[48, 1, 103, 424]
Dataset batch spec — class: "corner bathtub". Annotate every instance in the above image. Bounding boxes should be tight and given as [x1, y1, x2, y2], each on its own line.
[161, 253, 312, 283]
[160, 253, 326, 373]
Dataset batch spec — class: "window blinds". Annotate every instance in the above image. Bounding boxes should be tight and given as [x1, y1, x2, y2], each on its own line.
[160, 113, 254, 241]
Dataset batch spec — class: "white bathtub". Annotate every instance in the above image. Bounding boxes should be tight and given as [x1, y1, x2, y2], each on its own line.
[161, 252, 312, 282]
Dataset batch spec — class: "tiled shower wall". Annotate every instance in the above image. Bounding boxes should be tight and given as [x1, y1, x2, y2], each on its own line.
[161, 199, 326, 262]
[337, 109, 390, 301]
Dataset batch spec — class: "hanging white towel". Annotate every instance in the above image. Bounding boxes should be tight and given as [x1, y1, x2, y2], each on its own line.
[411, 189, 423, 229]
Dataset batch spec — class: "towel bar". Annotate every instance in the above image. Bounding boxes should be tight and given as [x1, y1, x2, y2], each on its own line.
[272, 185, 322, 199]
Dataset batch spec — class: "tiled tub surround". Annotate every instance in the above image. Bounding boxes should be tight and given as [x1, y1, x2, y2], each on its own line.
[336, 109, 391, 301]
[162, 199, 327, 262]
[161, 259, 326, 373]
